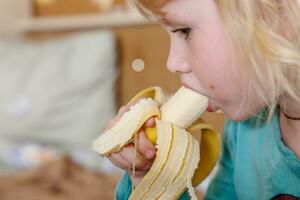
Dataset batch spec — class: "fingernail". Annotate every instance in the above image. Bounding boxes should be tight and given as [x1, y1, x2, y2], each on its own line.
[146, 149, 155, 159]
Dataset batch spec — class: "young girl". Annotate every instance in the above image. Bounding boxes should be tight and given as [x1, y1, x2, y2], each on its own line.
[105, 0, 300, 199]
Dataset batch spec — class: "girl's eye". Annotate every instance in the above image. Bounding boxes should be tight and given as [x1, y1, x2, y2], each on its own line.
[171, 27, 192, 40]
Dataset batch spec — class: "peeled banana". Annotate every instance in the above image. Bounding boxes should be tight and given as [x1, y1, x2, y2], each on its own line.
[92, 86, 220, 200]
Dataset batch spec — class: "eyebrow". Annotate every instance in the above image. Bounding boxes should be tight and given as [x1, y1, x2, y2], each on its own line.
[160, 13, 188, 28]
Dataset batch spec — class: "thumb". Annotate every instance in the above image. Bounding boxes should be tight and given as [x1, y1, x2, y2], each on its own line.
[136, 129, 156, 160]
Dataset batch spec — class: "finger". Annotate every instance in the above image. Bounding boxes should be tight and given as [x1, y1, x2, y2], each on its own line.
[104, 98, 153, 132]
[136, 130, 156, 160]
[128, 170, 148, 177]
[144, 117, 156, 127]
[104, 116, 120, 132]
[104, 106, 131, 132]
[114, 105, 130, 124]
[119, 144, 152, 172]
[119, 143, 152, 171]
[103, 119, 115, 132]
[108, 152, 131, 170]
[118, 105, 130, 115]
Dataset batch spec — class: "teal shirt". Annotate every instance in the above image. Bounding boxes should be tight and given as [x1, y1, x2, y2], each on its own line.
[205, 109, 300, 199]
[115, 109, 300, 199]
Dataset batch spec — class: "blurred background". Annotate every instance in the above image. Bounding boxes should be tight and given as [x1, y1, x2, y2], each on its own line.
[0, 0, 224, 199]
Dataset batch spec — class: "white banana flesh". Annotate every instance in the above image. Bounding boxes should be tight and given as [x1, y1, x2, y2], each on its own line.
[161, 86, 208, 129]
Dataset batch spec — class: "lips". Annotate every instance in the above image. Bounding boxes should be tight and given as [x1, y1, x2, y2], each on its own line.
[182, 83, 194, 91]
[207, 99, 219, 112]
[206, 99, 214, 112]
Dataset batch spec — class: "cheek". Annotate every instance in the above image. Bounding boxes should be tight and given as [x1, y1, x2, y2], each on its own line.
[189, 32, 233, 92]
[188, 30, 249, 107]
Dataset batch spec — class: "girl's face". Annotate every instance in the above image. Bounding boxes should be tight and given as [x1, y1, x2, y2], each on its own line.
[159, 0, 265, 121]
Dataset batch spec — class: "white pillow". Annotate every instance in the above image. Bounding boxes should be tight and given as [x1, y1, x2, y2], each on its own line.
[0, 31, 117, 153]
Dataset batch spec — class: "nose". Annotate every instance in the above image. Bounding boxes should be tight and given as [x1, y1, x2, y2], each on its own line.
[166, 40, 191, 73]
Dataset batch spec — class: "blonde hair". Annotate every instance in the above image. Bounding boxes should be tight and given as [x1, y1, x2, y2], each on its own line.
[133, 0, 300, 120]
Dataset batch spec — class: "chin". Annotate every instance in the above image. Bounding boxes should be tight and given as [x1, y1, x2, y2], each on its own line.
[221, 102, 265, 122]
[223, 110, 255, 122]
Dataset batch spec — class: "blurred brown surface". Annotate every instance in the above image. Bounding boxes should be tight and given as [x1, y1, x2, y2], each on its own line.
[0, 155, 205, 199]
[0, 157, 119, 200]
[32, 0, 106, 16]
[114, 0, 127, 6]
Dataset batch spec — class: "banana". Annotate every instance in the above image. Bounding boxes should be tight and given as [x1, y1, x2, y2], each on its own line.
[140, 123, 190, 200]
[92, 86, 220, 200]
[92, 98, 160, 155]
[129, 120, 175, 200]
[160, 86, 208, 129]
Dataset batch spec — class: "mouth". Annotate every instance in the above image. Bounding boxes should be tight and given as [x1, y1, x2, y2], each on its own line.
[207, 99, 220, 112]
[181, 83, 207, 98]
[207, 99, 214, 112]
[181, 83, 196, 92]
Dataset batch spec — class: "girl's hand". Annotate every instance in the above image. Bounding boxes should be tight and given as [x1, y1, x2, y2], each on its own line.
[104, 102, 157, 186]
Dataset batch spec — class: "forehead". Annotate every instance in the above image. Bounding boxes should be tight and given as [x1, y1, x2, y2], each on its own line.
[159, 0, 203, 18]
[158, 12, 188, 28]
[137, 0, 204, 26]
[158, 0, 203, 26]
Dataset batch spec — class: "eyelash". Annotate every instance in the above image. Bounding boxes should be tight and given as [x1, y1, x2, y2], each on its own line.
[171, 27, 192, 40]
